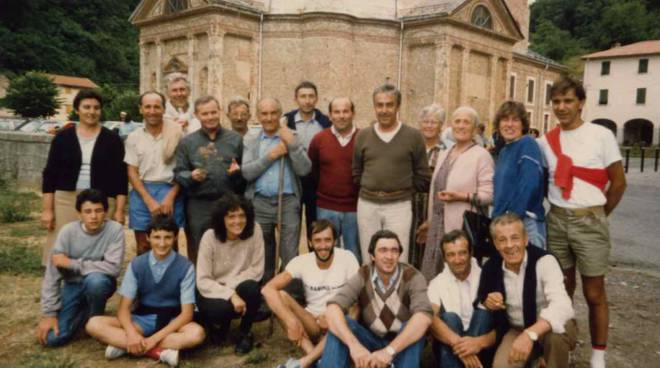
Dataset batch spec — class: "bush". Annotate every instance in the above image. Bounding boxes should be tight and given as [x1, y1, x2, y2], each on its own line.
[0, 72, 61, 118]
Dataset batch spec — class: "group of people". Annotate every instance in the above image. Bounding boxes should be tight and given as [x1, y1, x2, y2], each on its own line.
[36, 73, 625, 368]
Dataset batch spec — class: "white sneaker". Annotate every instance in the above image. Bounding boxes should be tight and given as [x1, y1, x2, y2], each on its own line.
[590, 350, 606, 368]
[159, 349, 179, 367]
[104, 345, 126, 360]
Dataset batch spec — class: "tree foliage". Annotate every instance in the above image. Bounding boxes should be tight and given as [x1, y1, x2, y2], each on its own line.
[530, 0, 660, 73]
[0, 0, 141, 90]
[0, 72, 60, 118]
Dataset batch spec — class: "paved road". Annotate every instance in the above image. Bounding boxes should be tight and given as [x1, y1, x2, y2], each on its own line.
[608, 171, 660, 272]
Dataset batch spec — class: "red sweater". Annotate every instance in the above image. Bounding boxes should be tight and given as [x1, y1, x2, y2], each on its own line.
[308, 128, 359, 212]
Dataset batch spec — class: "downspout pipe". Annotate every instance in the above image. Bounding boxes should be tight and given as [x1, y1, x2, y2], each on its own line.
[258, 12, 264, 100]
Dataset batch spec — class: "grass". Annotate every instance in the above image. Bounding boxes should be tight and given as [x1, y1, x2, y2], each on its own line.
[0, 238, 42, 275]
[0, 180, 40, 223]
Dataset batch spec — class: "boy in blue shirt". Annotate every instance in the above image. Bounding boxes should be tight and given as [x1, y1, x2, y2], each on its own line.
[86, 215, 205, 366]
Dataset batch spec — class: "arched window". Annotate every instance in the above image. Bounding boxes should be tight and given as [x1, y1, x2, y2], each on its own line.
[471, 5, 493, 29]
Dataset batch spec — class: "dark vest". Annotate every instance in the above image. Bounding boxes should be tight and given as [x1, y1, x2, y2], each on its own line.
[132, 252, 192, 329]
[284, 108, 331, 131]
[476, 245, 550, 342]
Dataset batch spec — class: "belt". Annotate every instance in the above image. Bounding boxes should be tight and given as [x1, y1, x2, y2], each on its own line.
[361, 188, 409, 199]
[550, 204, 604, 217]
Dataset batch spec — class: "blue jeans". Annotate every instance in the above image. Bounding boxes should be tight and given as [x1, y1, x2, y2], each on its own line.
[320, 317, 425, 368]
[524, 216, 547, 250]
[316, 207, 361, 263]
[432, 310, 493, 368]
[46, 273, 116, 347]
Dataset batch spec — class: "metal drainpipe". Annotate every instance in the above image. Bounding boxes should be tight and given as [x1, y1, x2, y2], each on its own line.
[258, 12, 264, 100]
[397, 20, 404, 89]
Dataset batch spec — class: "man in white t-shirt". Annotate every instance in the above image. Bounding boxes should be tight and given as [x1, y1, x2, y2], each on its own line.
[428, 230, 495, 368]
[163, 73, 201, 136]
[537, 76, 626, 368]
[262, 219, 360, 368]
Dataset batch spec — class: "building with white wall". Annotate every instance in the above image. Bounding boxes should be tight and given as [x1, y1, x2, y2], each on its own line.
[582, 40, 660, 146]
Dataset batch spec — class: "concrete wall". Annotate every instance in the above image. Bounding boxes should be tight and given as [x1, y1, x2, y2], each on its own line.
[0, 132, 51, 189]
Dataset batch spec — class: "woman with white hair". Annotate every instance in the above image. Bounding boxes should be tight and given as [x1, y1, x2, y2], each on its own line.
[417, 106, 494, 280]
[418, 104, 447, 170]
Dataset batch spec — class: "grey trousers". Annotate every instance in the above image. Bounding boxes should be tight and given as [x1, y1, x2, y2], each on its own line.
[253, 194, 301, 283]
[186, 197, 215, 266]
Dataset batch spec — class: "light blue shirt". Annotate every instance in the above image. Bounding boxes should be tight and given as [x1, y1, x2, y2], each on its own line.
[371, 264, 401, 294]
[255, 132, 294, 197]
[118, 251, 196, 305]
[294, 111, 324, 150]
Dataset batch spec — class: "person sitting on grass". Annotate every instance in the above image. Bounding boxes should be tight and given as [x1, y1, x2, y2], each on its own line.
[85, 215, 205, 367]
[37, 188, 125, 347]
[263, 219, 360, 368]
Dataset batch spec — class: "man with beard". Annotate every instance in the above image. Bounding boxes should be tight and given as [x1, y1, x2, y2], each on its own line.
[308, 97, 361, 262]
[262, 220, 359, 368]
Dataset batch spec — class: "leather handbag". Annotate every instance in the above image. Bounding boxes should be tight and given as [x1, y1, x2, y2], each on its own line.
[462, 194, 495, 265]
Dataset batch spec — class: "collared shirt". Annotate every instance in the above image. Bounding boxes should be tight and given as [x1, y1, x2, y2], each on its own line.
[427, 258, 481, 330]
[125, 126, 174, 183]
[331, 125, 357, 147]
[119, 250, 196, 305]
[502, 251, 575, 333]
[426, 141, 446, 169]
[374, 121, 402, 143]
[371, 264, 401, 294]
[164, 100, 201, 136]
[173, 127, 243, 198]
[294, 111, 324, 150]
[255, 132, 294, 197]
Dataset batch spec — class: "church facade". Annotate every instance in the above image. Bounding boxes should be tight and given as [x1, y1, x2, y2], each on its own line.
[130, 0, 565, 131]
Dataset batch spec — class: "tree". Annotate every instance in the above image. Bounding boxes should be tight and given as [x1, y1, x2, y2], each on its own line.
[0, 72, 60, 118]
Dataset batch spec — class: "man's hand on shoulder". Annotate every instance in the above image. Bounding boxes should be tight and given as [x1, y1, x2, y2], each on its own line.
[36, 316, 58, 345]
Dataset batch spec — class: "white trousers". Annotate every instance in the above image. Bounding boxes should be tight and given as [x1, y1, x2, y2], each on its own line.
[357, 198, 412, 265]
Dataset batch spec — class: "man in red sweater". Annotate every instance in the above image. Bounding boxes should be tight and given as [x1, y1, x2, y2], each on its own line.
[307, 97, 361, 263]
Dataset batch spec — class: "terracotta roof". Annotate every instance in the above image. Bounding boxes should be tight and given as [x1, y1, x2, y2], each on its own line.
[582, 40, 660, 60]
[43, 74, 99, 89]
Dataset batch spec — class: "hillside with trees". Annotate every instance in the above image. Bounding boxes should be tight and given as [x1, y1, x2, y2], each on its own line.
[0, 0, 141, 93]
[530, 0, 660, 76]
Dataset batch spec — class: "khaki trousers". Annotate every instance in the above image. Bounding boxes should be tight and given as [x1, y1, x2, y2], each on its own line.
[493, 320, 577, 368]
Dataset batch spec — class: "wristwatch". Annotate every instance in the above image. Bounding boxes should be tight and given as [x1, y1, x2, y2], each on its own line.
[525, 330, 539, 342]
[385, 345, 396, 357]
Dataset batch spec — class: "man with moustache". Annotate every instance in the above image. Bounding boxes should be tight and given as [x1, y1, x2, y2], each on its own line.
[263, 220, 360, 368]
[283, 81, 332, 239]
[227, 96, 252, 137]
[125, 91, 185, 254]
[308, 97, 361, 262]
[173, 96, 244, 264]
[242, 97, 311, 283]
[353, 84, 431, 264]
[320, 230, 432, 368]
[164, 73, 201, 136]
[427, 230, 495, 368]
[537, 77, 626, 368]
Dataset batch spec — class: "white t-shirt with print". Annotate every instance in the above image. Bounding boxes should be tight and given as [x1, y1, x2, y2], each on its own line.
[285, 248, 360, 316]
[537, 122, 621, 208]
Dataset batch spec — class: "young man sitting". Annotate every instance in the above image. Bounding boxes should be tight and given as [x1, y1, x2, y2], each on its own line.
[86, 215, 205, 366]
[320, 230, 433, 368]
[37, 189, 125, 347]
[427, 230, 495, 368]
[262, 220, 360, 368]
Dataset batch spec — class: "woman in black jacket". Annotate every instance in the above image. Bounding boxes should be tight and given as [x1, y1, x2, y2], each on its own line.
[41, 89, 128, 265]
